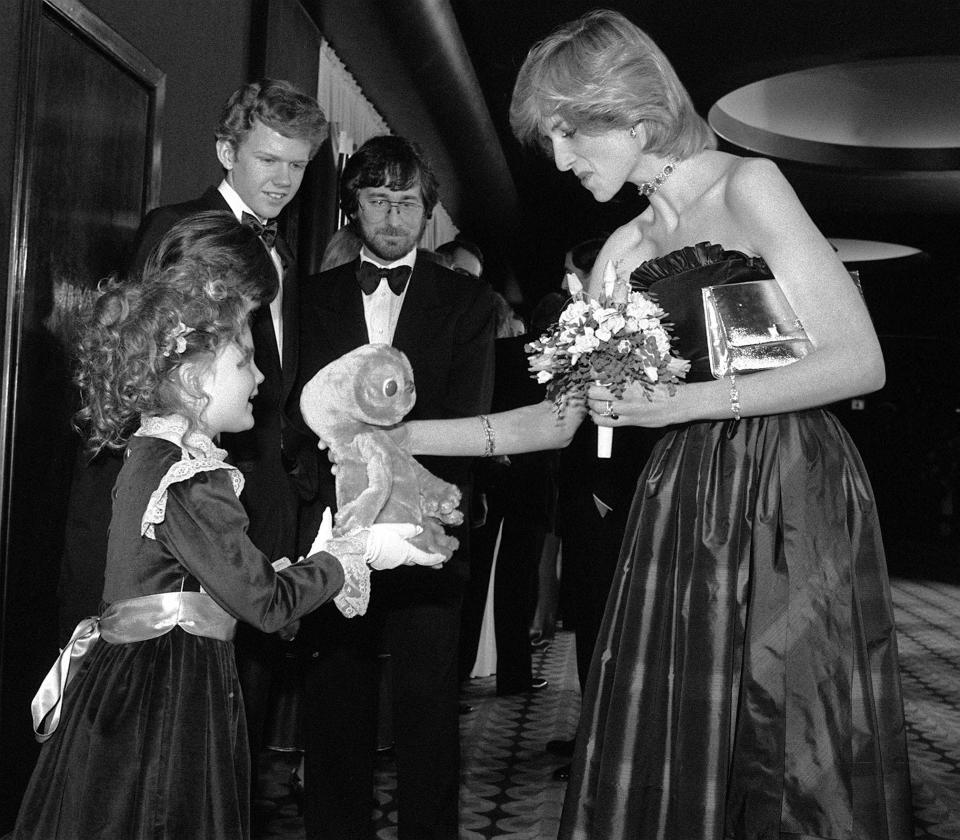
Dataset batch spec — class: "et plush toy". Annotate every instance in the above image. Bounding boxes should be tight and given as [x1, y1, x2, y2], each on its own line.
[300, 343, 463, 560]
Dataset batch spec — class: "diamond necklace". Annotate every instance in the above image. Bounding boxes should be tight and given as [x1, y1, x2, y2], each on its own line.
[638, 157, 680, 197]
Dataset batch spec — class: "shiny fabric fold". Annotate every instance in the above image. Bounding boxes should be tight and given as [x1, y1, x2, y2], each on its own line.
[31, 591, 236, 742]
[560, 411, 912, 840]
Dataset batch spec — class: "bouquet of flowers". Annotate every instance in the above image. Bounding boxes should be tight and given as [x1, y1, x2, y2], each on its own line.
[525, 261, 690, 456]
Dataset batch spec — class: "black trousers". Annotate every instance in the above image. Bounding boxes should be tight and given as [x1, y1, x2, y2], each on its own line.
[301, 563, 465, 840]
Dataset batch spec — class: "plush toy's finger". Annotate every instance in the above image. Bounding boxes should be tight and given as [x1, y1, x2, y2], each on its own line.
[308, 508, 334, 557]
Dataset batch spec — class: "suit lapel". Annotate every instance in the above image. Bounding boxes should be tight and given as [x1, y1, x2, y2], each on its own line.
[275, 236, 299, 402]
[392, 256, 445, 353]
[200, 186, 231, 212]
[311, 260, 369, 351]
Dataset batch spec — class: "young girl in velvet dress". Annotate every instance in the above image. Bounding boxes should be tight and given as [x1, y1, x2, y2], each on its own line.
[14, 213, 443, 840]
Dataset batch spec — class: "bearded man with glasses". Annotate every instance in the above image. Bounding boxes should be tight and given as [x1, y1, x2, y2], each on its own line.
[296, 134, 498, 840]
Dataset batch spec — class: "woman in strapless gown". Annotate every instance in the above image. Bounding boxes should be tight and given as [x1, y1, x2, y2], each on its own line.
[504, 9, 913, 840]
[394, 8, 913, 840]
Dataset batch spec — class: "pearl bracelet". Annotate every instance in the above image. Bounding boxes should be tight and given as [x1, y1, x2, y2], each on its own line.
[727, 374, 742, 421]
[479, 414, 496, 457]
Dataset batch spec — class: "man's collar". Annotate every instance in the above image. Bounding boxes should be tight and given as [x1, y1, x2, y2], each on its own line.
[359, 245, 417, 272]
[218, 180, 265, 223]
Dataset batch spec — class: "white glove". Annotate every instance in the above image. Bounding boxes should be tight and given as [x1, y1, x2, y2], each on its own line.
[364, 523, 446, 570]
[308, 508, 335, 558]
[309, 510, 445, 570]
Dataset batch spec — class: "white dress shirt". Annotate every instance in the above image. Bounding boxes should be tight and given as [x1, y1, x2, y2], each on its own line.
[358, 246, 416, 346]
[218, 180, 284, 360]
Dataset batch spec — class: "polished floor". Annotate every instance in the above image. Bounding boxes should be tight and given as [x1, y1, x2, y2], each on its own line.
[256, 575, 960, 840]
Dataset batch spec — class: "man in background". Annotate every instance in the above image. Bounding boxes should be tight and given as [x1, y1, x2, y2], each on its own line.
[297, 135, 497, 840]
[435, 236, 484, 280]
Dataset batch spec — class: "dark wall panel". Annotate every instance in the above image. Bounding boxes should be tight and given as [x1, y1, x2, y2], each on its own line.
[82, 0, 254, 209]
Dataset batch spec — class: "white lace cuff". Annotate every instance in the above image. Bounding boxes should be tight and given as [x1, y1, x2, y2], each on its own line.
[323, 534, 371, 618]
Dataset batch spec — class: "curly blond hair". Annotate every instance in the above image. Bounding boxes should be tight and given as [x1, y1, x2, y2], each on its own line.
[75, 212, 270, 452]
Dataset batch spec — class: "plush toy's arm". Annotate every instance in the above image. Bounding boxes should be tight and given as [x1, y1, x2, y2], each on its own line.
[335, 432, 393, 532]
[409, 460, 464, 526]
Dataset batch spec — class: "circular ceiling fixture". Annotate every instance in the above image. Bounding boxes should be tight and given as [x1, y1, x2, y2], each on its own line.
[828, 238, 923, 263]
[708, 56, 960, 170]
[708, 57, 960, 214]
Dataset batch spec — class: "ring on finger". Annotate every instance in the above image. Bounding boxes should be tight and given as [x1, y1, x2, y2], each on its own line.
[599, 400, 614, 417]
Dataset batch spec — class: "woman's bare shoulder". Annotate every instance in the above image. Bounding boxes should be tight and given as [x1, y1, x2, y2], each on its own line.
[587, 221, 647, 294]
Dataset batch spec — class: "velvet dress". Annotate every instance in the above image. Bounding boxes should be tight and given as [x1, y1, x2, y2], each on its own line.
[14, 426, 358, 840]
[559, 244, 913, 840]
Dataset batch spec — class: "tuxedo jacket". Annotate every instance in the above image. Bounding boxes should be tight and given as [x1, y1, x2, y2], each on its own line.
[297, 253, 497, 596]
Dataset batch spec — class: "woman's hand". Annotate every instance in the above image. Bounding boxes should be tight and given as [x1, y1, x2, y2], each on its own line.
[587, 380, 687, 428]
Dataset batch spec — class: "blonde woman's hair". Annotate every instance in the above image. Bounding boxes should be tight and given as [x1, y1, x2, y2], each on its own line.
[510, 9, 715, 159]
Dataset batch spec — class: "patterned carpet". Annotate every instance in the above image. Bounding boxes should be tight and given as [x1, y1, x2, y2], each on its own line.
[256, 576, 960, 839]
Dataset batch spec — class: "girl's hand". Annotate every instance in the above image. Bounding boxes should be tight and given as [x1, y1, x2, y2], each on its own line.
[363, 523, 446, 569]
[586, 380, 687, 428]
[311, 510, 447, 569]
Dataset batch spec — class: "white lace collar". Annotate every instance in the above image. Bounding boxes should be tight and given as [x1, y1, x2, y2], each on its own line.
[135, 415, 243, 539]
[136, 414, 228, 462]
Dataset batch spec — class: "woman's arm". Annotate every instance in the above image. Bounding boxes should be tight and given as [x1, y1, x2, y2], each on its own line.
[588, 157, 884, 427]
[405, 400, 583, 457]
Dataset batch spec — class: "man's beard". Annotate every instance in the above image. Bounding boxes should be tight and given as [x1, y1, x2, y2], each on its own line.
[363, 219, 426, 262]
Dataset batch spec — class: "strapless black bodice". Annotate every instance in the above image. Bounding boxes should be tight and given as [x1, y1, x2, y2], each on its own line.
[629, 242, 774, 382]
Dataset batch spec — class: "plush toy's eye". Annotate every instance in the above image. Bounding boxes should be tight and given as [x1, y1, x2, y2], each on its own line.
[382, 378, 399, 397]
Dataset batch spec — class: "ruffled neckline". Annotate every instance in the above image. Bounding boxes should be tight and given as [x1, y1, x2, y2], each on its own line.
[133, 416, 243, 540]
[136, 414, 227, 461]
[630, 241, 769, 287]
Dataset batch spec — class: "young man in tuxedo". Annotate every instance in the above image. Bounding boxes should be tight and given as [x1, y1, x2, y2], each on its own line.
[57, 78, 328, 790]
[297, 135, 498, 840]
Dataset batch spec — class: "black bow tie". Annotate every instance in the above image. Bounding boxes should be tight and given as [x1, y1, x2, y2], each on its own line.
[357, 261, 412, 295]
[241, 212, 278, 249]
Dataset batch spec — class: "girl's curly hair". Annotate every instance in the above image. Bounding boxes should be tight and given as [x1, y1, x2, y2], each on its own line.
[75, 212, 272, 452]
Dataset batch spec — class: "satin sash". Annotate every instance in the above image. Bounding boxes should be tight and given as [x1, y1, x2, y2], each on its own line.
[31, 590, 236, 742]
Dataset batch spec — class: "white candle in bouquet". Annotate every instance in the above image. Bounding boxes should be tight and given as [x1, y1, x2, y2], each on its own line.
[597, 425, 613, 459]
[596, 261, 622, 459]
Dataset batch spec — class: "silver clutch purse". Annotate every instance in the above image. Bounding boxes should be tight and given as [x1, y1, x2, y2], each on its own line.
[702, 279, 812, 378]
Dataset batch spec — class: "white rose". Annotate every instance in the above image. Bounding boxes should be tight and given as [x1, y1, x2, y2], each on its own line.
[572, 328, 600, 355]
[598, 312, 626, 335]
[626, 293, 659, 319]
[559, 300, 590, 324]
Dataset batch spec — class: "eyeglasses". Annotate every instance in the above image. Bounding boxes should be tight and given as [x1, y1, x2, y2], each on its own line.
[358, 197, 425, 222]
